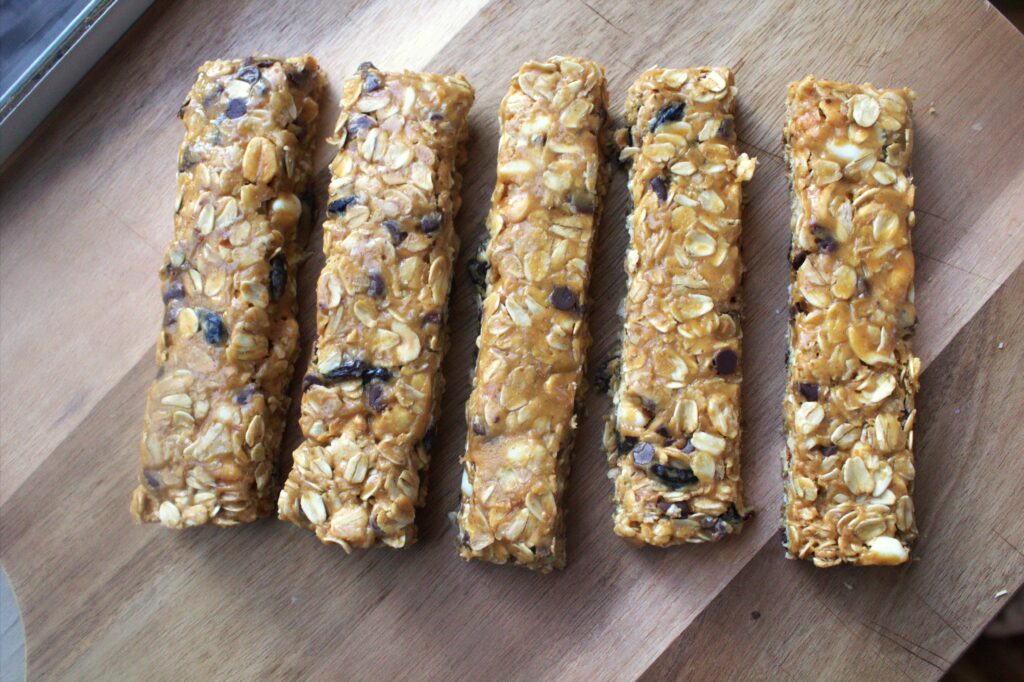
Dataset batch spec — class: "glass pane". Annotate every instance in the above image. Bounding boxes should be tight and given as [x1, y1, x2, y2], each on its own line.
[0, 0, 99, 98]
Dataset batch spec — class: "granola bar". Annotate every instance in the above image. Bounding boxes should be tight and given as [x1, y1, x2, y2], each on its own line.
[455, 56, 609, 571]
[277, 64, 474, 550]
[782, 76, 919, 567]
[605, 68, 757, 546]
[130, 56, 324, 527]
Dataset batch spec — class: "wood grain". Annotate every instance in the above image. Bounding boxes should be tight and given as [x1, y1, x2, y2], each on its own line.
[1, 0, 1022, 679]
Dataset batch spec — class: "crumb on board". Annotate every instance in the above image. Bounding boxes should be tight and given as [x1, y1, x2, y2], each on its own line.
[995, 589, 1009, 599]
[997, 341, 1005, 350]
[928, 102, 937, 115]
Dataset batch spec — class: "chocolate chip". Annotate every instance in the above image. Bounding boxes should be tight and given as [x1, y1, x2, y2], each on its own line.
[367, 270, 385, 298]
[650, 463, 699, 489]
[366, 383, 387, 412]
[656, 426, 670, 439]
[235, 66, 260, 84]
[717, 118, 734, 139]
[382, 219, 406, 244]
[234, 384, 256, 405]
[422, 311, 441, 325]
[650, 102, 686, 132]
[682, 439, 695, 454]
[617, 434, 637, 454]
[357, 61, 377, 72]
[225, 98, 247, 119]
[471, 418, 486, 436]
[326, 359, 367, 382]
[797, 382, 819, 401]
[570, 190, 595, 214]
[594, 353, 619, 394]
[650, 176, 668, 203]
[143, 470, 162, 489]
[791, 249, 808, 270]
[162, 282, 185, 303]
[820, 444, 838, 457]
[327, 196, 357, 215]
[550, 286, 578, 311]
[713, 348, 738, 375]
[641, 398, 657, 418]
[428, 111, 445, 122]
[198, 309, 227, 344]
[302, 374, 324, 391]
[722, 504, 744, 524]
[163, 302, 182, 326]
[269, 254, 287, 302]
[632, 441, 655, 466]
[362, 366, 392, 384]
[420, 212, 442, 234]
[347, 114, 376, 135]
[812, 225, 838, 254]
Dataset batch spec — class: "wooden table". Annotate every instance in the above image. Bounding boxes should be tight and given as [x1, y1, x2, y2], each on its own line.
[2, 1, 1023, 679]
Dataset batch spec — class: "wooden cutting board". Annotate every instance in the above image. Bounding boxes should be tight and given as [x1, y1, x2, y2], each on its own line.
[2, 0, 1023, 679]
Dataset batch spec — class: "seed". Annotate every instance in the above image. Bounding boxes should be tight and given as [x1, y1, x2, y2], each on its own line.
[650, 102, 686, 132]
[198, 309, 227, 345]
[650, 176, 668, 203]
[225, 98, 247, 119]
[550, 286, 578, 311]
[420, 212, 442, 234]
[632, 441, 655, 466]
[327, 196, 358, 215]
[797, 382, 819, 401]
[712, 348, 738, 375]
[650, 464, 699, 489]
[269, 254, 287, 301]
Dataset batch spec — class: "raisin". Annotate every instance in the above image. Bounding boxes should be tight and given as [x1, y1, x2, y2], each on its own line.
[347, 114, 376, 135]
[791, 249, 808, 270]
[225, 98, 247, 119]
[162, 281, 185, 303]
[327, 196, 357, 215]
[362, 366, 392, 384]
[650, 102, 686, 132]
[366, 383, 387, 412]
[269, 254, 287, 302]
[420, 212, 442, 234]
[367, 270, 385, 298]
[650, 464, 699, 489]
[382, 219, 406, 244]
[198, 309, 227, 344]
[326, 359, 367, 382]
[550, 286, 578, 311]
[812, 225, 838, 254]
[617, 434, 637, 454]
